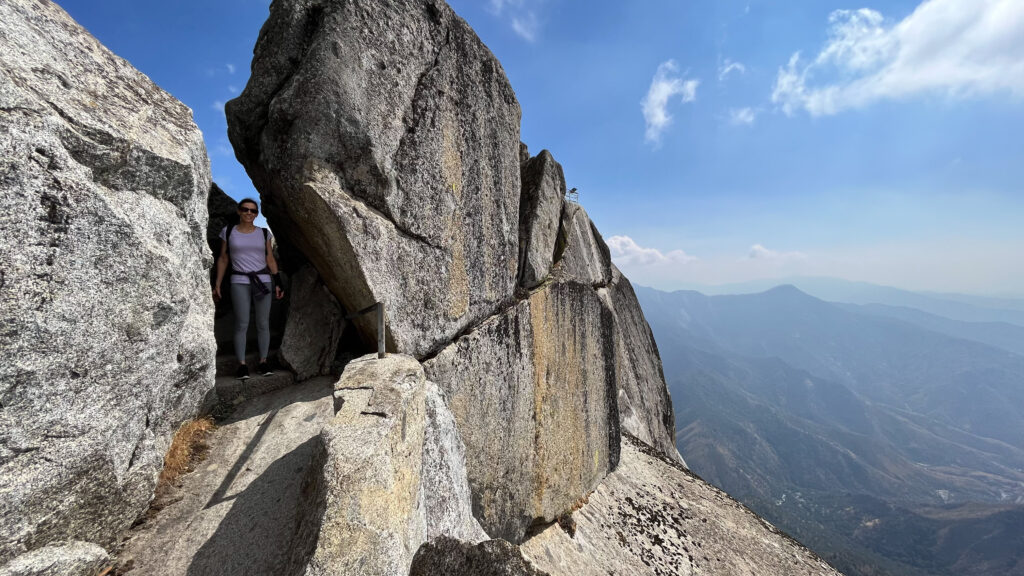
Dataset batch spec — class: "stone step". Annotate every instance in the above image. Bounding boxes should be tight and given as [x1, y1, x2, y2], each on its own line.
[200, 370, 296, 419]
[215, 352, 281, 377]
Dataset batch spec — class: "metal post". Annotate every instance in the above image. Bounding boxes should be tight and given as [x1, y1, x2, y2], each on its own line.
[376, 302, 385, 359]
[344, 300, 387, 359]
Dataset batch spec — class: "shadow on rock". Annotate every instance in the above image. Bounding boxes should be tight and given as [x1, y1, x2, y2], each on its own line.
[184, 436, 318, 576]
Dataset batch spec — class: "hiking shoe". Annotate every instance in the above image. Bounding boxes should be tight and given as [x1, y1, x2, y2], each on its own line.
[235, 364, 250, 380]
[257, 361, 273, 376]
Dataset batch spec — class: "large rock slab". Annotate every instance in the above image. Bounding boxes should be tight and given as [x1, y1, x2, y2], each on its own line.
[0, 541, 108, 576]
[553, 201, 612, 287]
[423, 280, 620, 542]
[0, 0, 214, 561]
[289, 354, 484, 576]
[517, 150, 565, 289]
[279, 264, 346, 380]
[520, 435, 842, 576]
[600, 265, 681, 462]
[226, 0, 522, 358]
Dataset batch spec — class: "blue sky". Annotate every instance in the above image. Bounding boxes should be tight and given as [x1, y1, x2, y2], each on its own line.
[58, 0, 1024, 296]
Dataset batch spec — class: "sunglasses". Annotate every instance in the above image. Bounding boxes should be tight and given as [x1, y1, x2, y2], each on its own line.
[239, 207, 258, 214]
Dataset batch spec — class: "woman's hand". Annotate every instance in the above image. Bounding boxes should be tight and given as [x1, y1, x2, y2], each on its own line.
[213, 286, 222, 302]
[275, 286, 285, 300]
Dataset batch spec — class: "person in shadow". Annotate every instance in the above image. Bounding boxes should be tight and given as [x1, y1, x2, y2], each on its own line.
[213, 198, 284, 380]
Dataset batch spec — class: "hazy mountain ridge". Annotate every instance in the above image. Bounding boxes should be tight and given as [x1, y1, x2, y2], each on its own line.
[643, 285, 1024, 448]
[636, 283, 1024, 576]
[666, 277, 1024, 327]
[836, 302, 1024, 358]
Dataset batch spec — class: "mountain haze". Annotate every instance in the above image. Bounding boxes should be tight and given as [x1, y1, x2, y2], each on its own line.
[668, 277, 1024, 328]
[636, 284, 1024, 576]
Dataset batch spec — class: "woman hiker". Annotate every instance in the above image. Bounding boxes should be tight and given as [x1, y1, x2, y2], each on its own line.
[213, 198, 285, 380]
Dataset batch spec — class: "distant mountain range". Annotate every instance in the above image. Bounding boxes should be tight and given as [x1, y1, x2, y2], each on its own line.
[635, 282, 1024, 576]
[668, 276, 1024, 327]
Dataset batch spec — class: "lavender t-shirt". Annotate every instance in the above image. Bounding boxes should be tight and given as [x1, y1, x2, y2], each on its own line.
[220, 226, 273, 284]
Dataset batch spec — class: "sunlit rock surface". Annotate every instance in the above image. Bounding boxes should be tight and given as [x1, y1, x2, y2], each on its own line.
[520, 435, 841, 576]
[227, 0, 522, 358]
[0, 0, 214, 562]
[424, 280, 620, 541]
[289, 355, 484, 575]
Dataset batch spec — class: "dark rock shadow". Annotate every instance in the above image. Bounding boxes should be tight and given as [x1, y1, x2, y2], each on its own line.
[185, 383, 331, 576]
[185, 436, 318, 576]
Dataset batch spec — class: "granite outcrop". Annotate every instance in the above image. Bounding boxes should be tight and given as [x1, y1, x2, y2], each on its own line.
[520, 435, 841, 576]
[0, 0, 214, 564]
[289, 355, 485, 576]
[227, 0, 522, 358]
[227, 0, 681, 546]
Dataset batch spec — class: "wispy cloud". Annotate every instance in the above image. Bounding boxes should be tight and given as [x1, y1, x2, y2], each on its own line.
[489, 0, 542, 42]
[211, 101, 225, 112]
[718, 59, 747, 81]
[773, 1, 1024, 116]
[228, 85, 239, 94]
[511, 12, 539, 42]
[226, 63, 236, 74]
[642, 60, 699, 144]
[747, 244, 806, 261]
[729, 107, 758, 126]
[608, 235, 697, 267]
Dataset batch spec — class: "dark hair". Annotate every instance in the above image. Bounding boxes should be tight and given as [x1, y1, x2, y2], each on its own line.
[238, 197, 259, 213]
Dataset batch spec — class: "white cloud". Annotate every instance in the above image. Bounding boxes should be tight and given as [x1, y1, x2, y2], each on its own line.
[212, 101, 224, 112]
[729, 107, 758, 125]
[719, 59, 747, 81]
[773, 0, 1024, 116]
[226, 63, 236, 74]
[489, 0, 541, 42]
[228, 85, 239, 94]
[608, 235, 697, 267]
[642, 60, 699, 144]
[511, 12, 539, 42]
[748, 244, 806, 261]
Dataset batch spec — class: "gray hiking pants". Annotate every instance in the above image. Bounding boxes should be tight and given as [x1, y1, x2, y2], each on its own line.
[230, 282, 272, 363]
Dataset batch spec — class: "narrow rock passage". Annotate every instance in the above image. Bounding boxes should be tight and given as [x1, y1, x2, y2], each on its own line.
[118, 378, 335, 576]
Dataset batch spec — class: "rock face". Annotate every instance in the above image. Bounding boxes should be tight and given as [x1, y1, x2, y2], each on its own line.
[410, 537, 549, 576]
[227, 0, 522, 358]
[601, 265, 680, 462]
[517, 150, 566, 289]
[0, 541, 108, 576]
[0, 0, 214, 563]
[520, 435, 842, 576]
[289, 355, 484, 575]
[227, 0, 681, 549]
[554, 201, 612, 287]
[279, 264, 346, 380]
[423, 280, 620, 542]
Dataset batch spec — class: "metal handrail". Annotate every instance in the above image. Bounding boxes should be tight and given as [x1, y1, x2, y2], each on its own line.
[345, 301, 386, 359]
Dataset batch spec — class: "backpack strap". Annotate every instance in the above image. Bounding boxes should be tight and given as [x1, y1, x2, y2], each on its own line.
[224, 225, 233, 259]
[262, 227, 268, 256]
